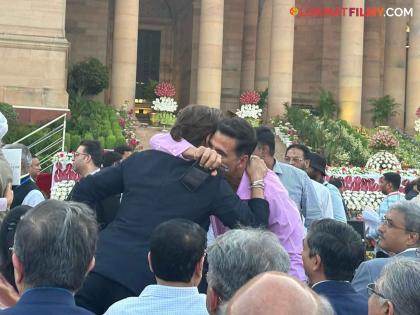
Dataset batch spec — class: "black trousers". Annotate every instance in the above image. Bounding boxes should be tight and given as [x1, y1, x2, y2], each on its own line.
[75, 272, 137, 315]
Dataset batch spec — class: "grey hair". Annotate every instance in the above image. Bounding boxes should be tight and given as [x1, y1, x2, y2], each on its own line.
[390, 201, 420, 237]
[376, 259, 420, 315]
[14, 200, 98, 291]
[207, 228, 290, 301]
[3, 143, 32, 171]
[316, 296, 336, 315]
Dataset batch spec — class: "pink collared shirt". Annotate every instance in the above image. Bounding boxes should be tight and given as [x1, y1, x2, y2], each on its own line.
[150, 133, 306, 281]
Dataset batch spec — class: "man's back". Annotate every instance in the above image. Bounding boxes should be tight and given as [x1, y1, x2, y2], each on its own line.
[311, 180, 334, 219]
[0, 286, 93, 315]
[104, 285, 207, 315]
[73, 150, 268, 294]
[312, 281, 367, 315]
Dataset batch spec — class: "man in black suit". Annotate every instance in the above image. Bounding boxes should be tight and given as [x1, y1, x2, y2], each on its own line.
[72, 105, 270, 314]
[69, 140, 120, 229]
[302, 219, 368, 315]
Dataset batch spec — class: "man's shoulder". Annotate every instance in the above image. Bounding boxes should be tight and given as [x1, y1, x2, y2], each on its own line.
[127, 150, 194, 167]
[275, 161, 307, 176]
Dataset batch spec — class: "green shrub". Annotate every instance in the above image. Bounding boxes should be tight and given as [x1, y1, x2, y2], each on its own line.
[68, 57, 109, 96]
[84, 132, 94, 140]
[115, 135, 126, 147]
[368, 95, 399, 127]
[318, 88, 338, 120]
[98, 136, 106, 148]
[71, 134, 82, 151]
[0, 103, 18, 125]
[105, 135, 116, 149]
[64, 133, 71, 151]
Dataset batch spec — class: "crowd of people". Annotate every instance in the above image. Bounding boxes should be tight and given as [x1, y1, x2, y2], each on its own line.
[0, 105, 419, 315]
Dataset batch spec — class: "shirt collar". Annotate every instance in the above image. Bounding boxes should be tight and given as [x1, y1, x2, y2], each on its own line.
[140, 285, 200, 299]
[311, 280, 350, 289]
[272, 159, 284, 175]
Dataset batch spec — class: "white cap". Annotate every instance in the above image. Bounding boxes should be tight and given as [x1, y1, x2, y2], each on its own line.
[0, 111, 8, 140]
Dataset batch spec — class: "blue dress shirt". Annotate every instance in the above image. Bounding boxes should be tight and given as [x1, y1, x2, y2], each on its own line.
[324, 182, 347, 222]
[273, 161, 323, 228]
[104, 285, 208, 315]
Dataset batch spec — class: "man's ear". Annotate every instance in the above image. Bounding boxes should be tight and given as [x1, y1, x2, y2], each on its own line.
[87, 257, 95, 273]
[386, 300, 395, 315]
[304, 159, 310, 169]
[240, 155, 249, 169]
[148, 252, 154, 273]
[12, 253, 24, 290]
[207, 286, 221, 314]
[312, 254, 323, 273]
[195, 255, 205, 279]
[406, 231, 420, 247]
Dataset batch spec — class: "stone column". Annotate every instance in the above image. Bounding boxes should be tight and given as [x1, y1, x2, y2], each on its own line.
[361, 1, 385, 127]
[254, 0, 272, 91]
[196, 0, 224, 108]
[406, 1, 420, 133]
[110, 0, 139, 108]
[338, 0, 365, 126]
[384, 0, 408, 129]
[240, 0, 258, 92]
[267, 0, 295, 118]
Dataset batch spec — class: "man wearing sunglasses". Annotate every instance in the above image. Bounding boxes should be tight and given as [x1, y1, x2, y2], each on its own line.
[352, 201, 420, 297]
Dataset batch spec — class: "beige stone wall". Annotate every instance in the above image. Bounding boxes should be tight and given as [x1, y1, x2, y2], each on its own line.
[173, 4, 194, 108]
[292, 1, 324, 106]
[221, 0, 245, 113]
[0, 0, 69, 108]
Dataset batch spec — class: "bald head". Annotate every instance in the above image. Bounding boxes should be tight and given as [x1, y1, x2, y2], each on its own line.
[226, 272, 332, 315]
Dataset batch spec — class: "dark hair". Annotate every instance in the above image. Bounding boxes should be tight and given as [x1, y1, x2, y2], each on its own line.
[114, 144, 133, 155]
[102, 151, 122, 168]
[255, 126, 275, 156]
[80, 140, 102, 168]
[216, 117, 257, 157]
[329, 178, 343, 190]
[14, 200, 98, 291]
[170, 105, 225, 147]
[0, 205, 31, 290]
[150, 219, 206, 283]
[416, 177, 420, 191]
[285, 144, 311, 160]
[383, 172, 401, 191]
[307, 219, 364, 281]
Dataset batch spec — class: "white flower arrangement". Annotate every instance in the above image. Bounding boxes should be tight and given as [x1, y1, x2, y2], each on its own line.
[327, 166, 419, 179]
[236, 104, 262, 120]
[52, 151, 74, 164]
[342, 190, 384, 218]
[50, 180, 76, 201]
[152, 97, 178, 113]
[365, 151, 402, 172]
[415, 118, 420, 133]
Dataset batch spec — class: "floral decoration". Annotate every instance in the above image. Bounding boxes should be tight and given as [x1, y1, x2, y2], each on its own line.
[50, 180, 76, 201]
[342, 190, 384, 218]
[365, 151, 402, 172]
[152, 82, 178, 127]
[118, 106, 142, 150]
[369, 130, 399, 151]
[154, 82, 176, 98]
[236, 91, 263, 127]
[240, 91, 261, 105]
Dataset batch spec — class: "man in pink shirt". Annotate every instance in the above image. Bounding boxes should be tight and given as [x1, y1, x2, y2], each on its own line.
[151, 117, 305, 281]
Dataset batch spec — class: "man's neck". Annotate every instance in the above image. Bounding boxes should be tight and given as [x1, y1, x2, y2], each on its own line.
[156, 278, 196, 288]
[81, 165, 99, 178]
[267, 157, 275, 170]
[227, 172, 243, 192]
[308, 274, 326, 287]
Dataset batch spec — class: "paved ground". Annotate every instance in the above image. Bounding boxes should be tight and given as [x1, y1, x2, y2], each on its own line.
[135, 123, 287, 159]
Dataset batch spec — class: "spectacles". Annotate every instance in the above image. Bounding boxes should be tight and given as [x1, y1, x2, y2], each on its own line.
[284, 156, 304, 163]
[367, 283, 388, 300]
[380, 216, 417, 233]
[74, 151, 89, 158]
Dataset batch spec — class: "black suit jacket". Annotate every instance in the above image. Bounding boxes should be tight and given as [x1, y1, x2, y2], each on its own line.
[72, 150, 269, 294]
[313, 281, 368, 315]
